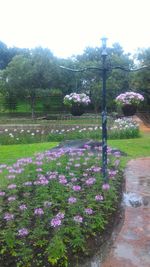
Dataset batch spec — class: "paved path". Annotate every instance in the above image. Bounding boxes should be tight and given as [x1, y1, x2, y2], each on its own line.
[101, 116, 150, 267]
[101, 157, 150, 267]
[133, 115, 150, 133]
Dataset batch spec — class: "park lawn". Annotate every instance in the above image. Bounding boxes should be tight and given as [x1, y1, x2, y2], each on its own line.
[108, 133, 150, 167]
[0, 134, 149, 167]
[0, 142, 59, 165]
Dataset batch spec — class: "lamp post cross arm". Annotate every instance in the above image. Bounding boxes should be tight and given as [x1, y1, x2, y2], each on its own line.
[111, 65, 150, 72]
[60, 66, 103, 73]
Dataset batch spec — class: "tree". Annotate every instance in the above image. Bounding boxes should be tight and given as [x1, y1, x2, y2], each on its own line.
[74, 43, 133, 111]
[131, 48, 150, 109]
[0, 41, 28, 70]
[2, 47, 58, 118]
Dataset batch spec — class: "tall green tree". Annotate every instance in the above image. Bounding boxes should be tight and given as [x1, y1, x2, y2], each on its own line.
[2, 47, 58, 118]
[131, 48, 150, 109]
[75, 43, 133, 111]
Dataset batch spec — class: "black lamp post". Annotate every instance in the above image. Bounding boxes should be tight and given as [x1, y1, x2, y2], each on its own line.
[101, 37, 108, 184]
[60, 37, 149, 185]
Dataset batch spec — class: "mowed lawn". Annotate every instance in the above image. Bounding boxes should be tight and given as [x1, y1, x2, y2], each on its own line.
[0, 134, 150, 167]
[0, 142, 59, 165]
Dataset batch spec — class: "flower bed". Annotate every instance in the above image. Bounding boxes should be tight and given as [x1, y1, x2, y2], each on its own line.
[0, 118, 140, 145]
[0, 143, 123, 267]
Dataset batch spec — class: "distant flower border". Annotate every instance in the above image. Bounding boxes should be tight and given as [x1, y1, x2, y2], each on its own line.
[115, 92, 144, 107]
[63, 93, 91, 107]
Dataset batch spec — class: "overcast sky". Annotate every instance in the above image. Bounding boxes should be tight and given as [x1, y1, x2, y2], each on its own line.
[0, 0, 150, 58]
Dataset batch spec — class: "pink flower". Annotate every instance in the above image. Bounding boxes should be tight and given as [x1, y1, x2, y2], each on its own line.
[36, 168, 42, 172]
[85, 208, 93, 215]
[51, 217, 62, 227]
[74, 163, 81, 168]
[19, 204, 27, 210]
[34, 208, 44, 216]
[68, 197, 77, 204]
[72, 185, 81, 191]
[85, 177, 96, 186]
[4, 213, 14, 221]
[18, 228, 28, 237]
[7, 184, 17, 189]
[8, 196, 16, 202]
[73, 215, 83, 223]
[95, 195, 103, 201]
[23, 181, 32, 186]
[59, 178, 67, 184]
[102, 183, 110, 191]
[71, 178, 77, 182]
[7, 175, 16, 179]
[0, 191, 5, 196]
[56, 212, 65, 219]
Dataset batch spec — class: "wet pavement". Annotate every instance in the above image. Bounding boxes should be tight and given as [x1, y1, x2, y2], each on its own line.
[133, 115, 150, 133]
[101, 157, 150, 267]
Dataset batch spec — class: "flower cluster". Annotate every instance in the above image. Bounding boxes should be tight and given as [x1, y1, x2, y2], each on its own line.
[63, 93, 91, 107]
[115, 92, 144, 106]
[0, 142, 123, 266]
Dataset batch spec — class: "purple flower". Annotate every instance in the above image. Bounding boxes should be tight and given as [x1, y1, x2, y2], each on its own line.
[19, 204, 27, 210]
[58, 175, 66, 179]
[34, 208, 44, 216]
[18, 228, 28, 237]
[4, 213, 14, 221]
[56, 212, 65, 219]
[7, 184, 17, 189]
[74, 163, 81, 168]
[72, 185, 81, 191]
[69, 172, 75, 176]
[95, 195, 103, 201]
[71, 178, 77, 182]
[34, 178, 49, 185]
[85, 177, 96, 186]
[102, 183, 110, 191]
[85, 208, 93, 215]
[51, 217, 62, 227]
[0, 191, 5, 196]
[23, 181, 32, 186]
[92, 167, 101, 173]
[8, 196, 16, 202]
[35, 161, 43, 166]
[109, 170, 118, 178]
[59, 178, 67, 184]
[36, 168, 42, 172]
[68, 197, 77, 204]
[73, 215, 83, 223]
[7, 175, 16, 179]
[113, 151, 121, 158]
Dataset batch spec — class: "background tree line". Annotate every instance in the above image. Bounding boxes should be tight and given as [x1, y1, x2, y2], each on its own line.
[0, 40, 149, 118]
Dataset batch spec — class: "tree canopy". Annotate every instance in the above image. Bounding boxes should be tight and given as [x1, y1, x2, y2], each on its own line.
[0, 40, 149, 115]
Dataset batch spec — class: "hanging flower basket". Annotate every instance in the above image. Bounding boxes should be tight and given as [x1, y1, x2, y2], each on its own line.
[71, 104, 85, 116]
[122, 104, 137, 116]
[64, 93, 91, 116]
[115, 92, 144, 117]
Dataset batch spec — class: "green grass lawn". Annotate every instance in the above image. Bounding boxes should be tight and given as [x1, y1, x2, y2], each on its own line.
[108, 133, 150, 167]
[0, 133, 149, 167]
[0, 142, 58, 165]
